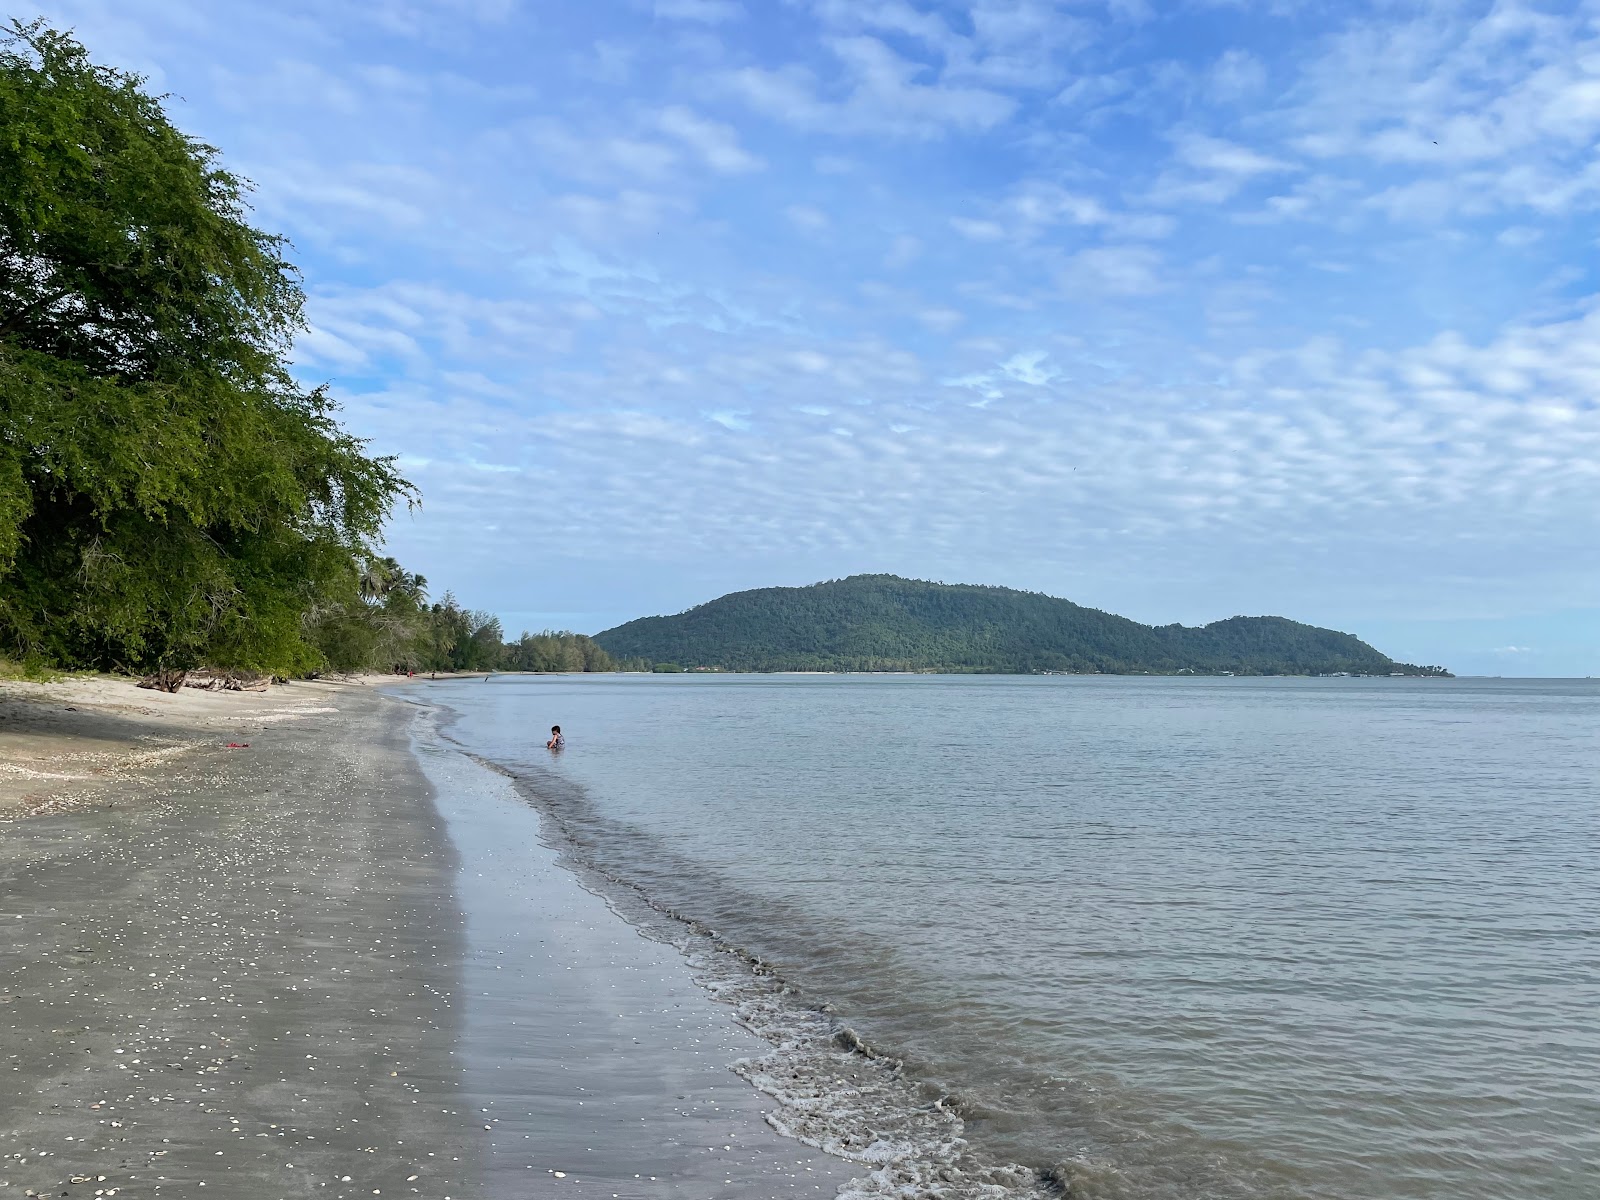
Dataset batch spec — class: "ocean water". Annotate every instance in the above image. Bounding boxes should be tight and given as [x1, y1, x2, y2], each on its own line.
[429, 674, 1600, 1199]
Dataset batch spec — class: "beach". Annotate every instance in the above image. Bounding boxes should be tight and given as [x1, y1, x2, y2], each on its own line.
[0, 677, 851, 1199]
[11, 671, 1595, 1200]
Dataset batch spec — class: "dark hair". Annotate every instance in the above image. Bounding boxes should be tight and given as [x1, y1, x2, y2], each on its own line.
[551, 725, 561, 733]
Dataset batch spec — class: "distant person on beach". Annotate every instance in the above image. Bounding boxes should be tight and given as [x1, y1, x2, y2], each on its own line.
[547, 725, 564, 750]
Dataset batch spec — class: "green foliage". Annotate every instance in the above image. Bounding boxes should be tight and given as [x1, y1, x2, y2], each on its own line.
[501, 629, 618, 673]
[0, 653, 77, 681]
[299, 564, 628, 676]
[0, 21, 413, 674]
[594, 575, 1452, 676]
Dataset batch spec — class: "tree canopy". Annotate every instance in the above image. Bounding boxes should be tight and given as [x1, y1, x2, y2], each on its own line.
[0, 20, 412, 674]
[301, 564, 634, 677]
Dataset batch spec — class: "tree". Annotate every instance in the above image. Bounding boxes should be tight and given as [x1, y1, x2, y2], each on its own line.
[358, 557, 398, 604]
[0, 21, 413, 674]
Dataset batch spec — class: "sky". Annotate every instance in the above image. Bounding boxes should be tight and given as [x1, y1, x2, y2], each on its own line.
[31, 0, 1600, 675]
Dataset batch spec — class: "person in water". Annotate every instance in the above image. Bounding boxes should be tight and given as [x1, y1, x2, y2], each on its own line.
[547, 725, 564, 750]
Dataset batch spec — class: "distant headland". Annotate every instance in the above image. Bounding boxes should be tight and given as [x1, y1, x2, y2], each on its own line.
[595, 575, 1452, 677]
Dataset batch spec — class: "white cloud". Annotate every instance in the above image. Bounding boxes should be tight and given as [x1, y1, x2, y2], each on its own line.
[950, 217, 1007, 241]
[1174, 132, 1291, 176]
[950, 179, 1173, 244]
[800, 0, 1093, 91]
[1208, 47, 1267, 102]
[724, 35, 1016, 138]
[1062, 244, 1166, 295]
[552, 189, 692, 240]
[1142, 133, 1300, 207]
[1271, 3, 1600, 221]
[323, 259, 1600, 635]
[658, 105, 764, 173]
[1002, 350, 1057, 385]
[1497, 225, 1542, 248]
[252, 161, 436, 232]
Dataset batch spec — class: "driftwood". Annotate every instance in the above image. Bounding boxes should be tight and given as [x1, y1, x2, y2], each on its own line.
[137, 668, 188, 693]
[184, 670, 269, 693]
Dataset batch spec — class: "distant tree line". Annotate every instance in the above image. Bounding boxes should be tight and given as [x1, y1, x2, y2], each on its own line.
[306, 555, 642, 676]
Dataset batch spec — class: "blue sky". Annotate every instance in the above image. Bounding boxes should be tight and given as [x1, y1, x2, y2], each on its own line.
[36, 0, 1600, 674]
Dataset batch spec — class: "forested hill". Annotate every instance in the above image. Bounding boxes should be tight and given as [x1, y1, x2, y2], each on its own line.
[594, 576, 1450, 676]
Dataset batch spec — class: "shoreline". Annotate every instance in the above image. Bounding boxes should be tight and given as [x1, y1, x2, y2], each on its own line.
[399, 699, 855, 1197]
[417, 682, 1052, 1200]
[0, 675, 859, 1198]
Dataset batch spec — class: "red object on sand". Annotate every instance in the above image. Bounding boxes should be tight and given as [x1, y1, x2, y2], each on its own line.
[225, 742, 250, 748]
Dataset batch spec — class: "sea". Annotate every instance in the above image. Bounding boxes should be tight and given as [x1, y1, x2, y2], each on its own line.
[425, 673, 1599, 1200]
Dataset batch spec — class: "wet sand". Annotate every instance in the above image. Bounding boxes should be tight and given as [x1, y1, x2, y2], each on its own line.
[0, 679, 851, 1199]
[1, 680, 478, 1199]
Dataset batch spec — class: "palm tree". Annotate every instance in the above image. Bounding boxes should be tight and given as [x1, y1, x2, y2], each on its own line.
[357, 556, 399, 604]
[393, 571, 428, 605]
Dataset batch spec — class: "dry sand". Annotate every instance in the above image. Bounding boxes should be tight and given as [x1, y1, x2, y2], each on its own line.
[0, 674, 362, 820]
[0, 676, 852, 1199]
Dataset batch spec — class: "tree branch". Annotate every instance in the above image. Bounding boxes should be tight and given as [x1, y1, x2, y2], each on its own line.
[0, 285, 76, 337]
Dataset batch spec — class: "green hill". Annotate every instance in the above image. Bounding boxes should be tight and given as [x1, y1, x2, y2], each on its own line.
[593, 575, 1449, 676]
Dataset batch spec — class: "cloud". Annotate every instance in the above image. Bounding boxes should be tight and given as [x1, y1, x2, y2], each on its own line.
[1062, 244, 1166, 295]
[949, 179, 1175, 247]
[803, 0, 1094, 90]
[247, 161, 443, 241]
[657, 105, 764, 173]
[552, 189, 691, 240]
[1174, 132, 1291, 176]
[918, 307, 964, 332]
[518, 118, 679, 183]
[1270, 3, 1600, 221]
[950, 217, 1008, 242]
[314, 248, 1600, 642]
[55, 0, 1600, 659]
[1208, 48, 1267, 102]
[1144, 133, 1299, 207]
[724, 35, 1016, 138]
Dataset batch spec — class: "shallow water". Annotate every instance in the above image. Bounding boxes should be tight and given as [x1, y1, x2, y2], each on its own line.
[434, 674, 1600, 1199]
[405, 707, 854, 1198]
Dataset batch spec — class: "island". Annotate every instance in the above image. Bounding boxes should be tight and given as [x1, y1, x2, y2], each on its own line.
[595, 575, 1451, 676]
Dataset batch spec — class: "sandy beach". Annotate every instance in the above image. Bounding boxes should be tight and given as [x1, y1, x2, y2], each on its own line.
[0, 677, 851, 1199]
